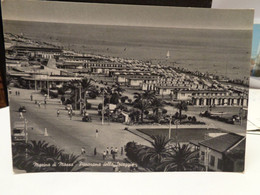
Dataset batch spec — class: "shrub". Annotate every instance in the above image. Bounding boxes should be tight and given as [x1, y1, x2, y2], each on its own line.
[144, 110, 149, 115]
[89, 92, 97, 99]
[57, 88, 65, 95]
[162, 109, 167, 115]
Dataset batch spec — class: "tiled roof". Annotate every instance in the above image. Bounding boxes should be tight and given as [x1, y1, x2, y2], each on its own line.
[199, 133, 244, 153]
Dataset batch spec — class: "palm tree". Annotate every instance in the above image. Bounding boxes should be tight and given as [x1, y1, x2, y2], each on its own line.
[133, 91, 156, 123]
[134, 90, 155, 103]
[151, 98, 164, 120]
[137, 135, 171, 168]
[175, 101, 188, 123]
[79, 78, 95, 109]
[157, 144, 199, 171]
[65, 78, 95, 111]
[12, 140, 87, 172]
[66, 80, 79, 109]
[54, 153, 86, 172]
[133, 99, 151, 123]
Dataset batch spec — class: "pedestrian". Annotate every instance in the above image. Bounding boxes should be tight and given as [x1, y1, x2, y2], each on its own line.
[38, 102, 41, 108]
[30, 94, 33, 101]
[57, 109, 60, 117]
[94, 147, 97, 156]
[110, 147, 114, 155]
[112, 152, 115, 161]
[114, 147, 118, 159]
[19, 112, 23, 119]
[15, 91, 17, 96]
[68, 111, 72, 120]
[18, 91, 20, 96]
[95, 129, 99, 138]
[81, 147, 86, 155]
[121, 147, 124, 156]
[103, 151, 106, 160]
[114, 147, 118, 154]
[106, 147, 109, 155]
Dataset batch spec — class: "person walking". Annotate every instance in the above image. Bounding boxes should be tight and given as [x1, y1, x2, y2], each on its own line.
[19, 112, 23, 119]
[57, 109, 60, 117]
[112, 152, 115, 161]
[68, 111, 72, 120]
[44, 100, 47, 108]
[121, 147, 124, 156]
[95, 129, 99, 138]
[38, 102, 41, 108]
[17, 91, 20, 96]
[114, 147, 118, 159]
[30, 94, 33, 101]
[81, 147, 86, 155]
[106, 147, 109, 155]
[103, 151, 106, 160]
[94, 148, 97, 156]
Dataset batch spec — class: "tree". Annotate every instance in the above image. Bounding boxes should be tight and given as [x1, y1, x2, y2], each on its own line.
[175, 101, 188, 123]
[157, 144, 199, 171]
[134, 90, 155, 103]
[133, 99, 151, 123]
[66, 78, 95, 111]
[151, 98, 164, 118]
[133, 91, 156, 123]
[137, 135, 171, 169]
[66, 80, 80, 110]
[112, 83, 125, 96]
[80, 77, 95, 107]
[12, 140, 87, 172]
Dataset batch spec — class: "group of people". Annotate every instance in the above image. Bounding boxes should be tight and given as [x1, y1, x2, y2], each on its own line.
[103, 146, 124, 160]
[15, 91, 20, 96]
[56, 109, 73, 120]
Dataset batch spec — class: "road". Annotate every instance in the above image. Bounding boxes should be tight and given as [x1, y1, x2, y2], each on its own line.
[9, 88, 149, 172]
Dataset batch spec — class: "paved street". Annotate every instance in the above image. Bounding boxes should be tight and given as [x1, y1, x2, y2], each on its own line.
[9, 87, 150, 171]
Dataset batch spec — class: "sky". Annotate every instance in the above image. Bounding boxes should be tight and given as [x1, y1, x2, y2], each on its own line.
[212, 0, 260, 23]
[252, 24, 260, 58]
[1, 0, 254, 30]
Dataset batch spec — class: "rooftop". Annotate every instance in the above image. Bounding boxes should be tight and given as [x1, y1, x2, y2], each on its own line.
[199, 133, 244, 153]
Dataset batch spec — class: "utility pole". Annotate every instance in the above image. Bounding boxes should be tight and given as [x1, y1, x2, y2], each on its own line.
[168, 114, 172, 140]
[24, 118, 28, 159]
[174, 119, 180, 144]
[79, 85, 82, 114]
[47, 75, 50, 99]
[102, 89, 104, 125]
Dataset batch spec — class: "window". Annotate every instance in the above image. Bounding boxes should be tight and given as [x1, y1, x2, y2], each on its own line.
[210, 155, 215, 167]
[217, 159, 223, 170]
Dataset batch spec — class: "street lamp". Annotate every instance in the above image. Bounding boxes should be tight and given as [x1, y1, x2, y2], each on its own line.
[24, 118, 28, 159]
[168, 113, 172, 140]
[205, 147, 211, 172]
[174, 119, 180, 144]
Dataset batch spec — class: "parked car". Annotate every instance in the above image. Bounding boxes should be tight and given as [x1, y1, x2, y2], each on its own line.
[12, 121, 26, 143]
[82, 115, 92, 122]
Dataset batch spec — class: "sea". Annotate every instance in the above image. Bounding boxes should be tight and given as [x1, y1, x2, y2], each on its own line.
[3, 20, 252, 80]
